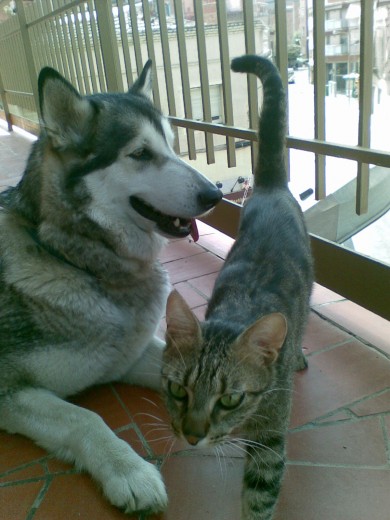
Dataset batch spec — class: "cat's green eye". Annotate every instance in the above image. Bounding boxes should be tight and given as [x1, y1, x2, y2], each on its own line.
[219, 392, 244, 410]
[168, 381, 187, 400]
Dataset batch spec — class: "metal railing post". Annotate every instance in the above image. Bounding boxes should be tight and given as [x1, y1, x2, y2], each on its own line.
[94, 0, 123, 92]
[357, 0, 374, 215]
[14, 0, 39, 116]
[0, 68, 12, 131]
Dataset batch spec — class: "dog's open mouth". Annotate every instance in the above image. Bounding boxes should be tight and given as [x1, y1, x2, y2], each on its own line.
[130, 196, 199, 241]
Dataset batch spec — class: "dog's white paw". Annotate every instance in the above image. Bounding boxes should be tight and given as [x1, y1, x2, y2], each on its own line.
[101, 451, 168, 515]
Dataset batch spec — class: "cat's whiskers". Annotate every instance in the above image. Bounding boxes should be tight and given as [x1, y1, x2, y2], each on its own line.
[160, 435, 177, 467]
[143, 426, 171, 439]
[133, 410, 163, 422]
[261, 387, 293, 397]
[231, 437, 285, 465]
[213, 444, 228, 483]
[147, 434, 174, 443]
[223, 439, 261, 473]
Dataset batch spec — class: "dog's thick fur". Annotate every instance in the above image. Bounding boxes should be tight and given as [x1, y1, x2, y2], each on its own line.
[0, 61, 221, 514]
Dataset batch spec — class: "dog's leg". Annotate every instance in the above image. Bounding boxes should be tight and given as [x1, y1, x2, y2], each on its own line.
[1, 387, 168, 514]
[122, 336, 165, 390]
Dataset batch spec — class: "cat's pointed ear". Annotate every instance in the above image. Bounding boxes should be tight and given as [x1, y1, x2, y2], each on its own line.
[38, 67, 97, 150]
[129, 59, 153, 100]
[166, 290, 201, 343]
[237, 313, 287, 366]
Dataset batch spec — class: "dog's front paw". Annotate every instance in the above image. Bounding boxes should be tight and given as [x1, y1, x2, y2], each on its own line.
[102, 454, 168, 515]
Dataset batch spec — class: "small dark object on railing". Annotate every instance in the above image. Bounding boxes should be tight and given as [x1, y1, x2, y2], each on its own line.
[235, 140, 251, 149]
[299, 188, 314, 201]
[216, 181, 223, 189]
[230, 176, 245, 192]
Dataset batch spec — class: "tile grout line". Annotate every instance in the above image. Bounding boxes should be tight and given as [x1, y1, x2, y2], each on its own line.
[289, 389, 390, 433]
[305, 337, 355, 358]
[0, 456, 52, 480]
[109, 385, 154, 458]
[310, 307, 390, 360]
[379, 415, 390, 466]
[25, 477, 53, 520]
[285, 460, 389, 470]
[161, 250, 210, 266]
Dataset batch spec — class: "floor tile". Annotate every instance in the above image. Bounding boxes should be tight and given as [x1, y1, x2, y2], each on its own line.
[188, 272, 220, 299]
[159, 239, 204, 263]
[161, 455, 244, 520]
[33, 474, 137, 520]
[0, 432, 46, 473]
[349, 389, 390, 416]
[303, 312, 351, 354]
[384, 415, 390, 438]
[310, 283, 345, 306]
[196, 231, 234, 259]
[71, 385, 132, 431]
[287, 416, 387, 466]
[112, 385, 187, 457]
[195, 221, 216, 236]
[0, 481, 44, 520]
[276, 466, 390, 520]
[164, 252, 223, 284]
[45, 457, 75, 475]
[0, 463, 45, 484]
[315, 299, 390, 355]
[172, 281, 208, 309]
[314, 410, 352, 423]
[291, 340, 390, 428]
[192, 304, 208, 320]
[117, 427, 151, 458]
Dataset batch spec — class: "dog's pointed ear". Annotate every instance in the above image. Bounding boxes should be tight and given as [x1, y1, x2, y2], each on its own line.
[129, 59, 153, 100]
[38, 67, 97, 150]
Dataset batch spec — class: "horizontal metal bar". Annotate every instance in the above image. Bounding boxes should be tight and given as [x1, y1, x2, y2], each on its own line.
[169, 117, 390, 168]
[25, 0, 81, 28]
[169, 117, 257, 140]
[287, 137, 390, 168]
[3, 89, 34, 96]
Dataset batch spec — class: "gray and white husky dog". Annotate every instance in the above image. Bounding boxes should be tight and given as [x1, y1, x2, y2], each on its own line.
[0, 60, 222, 515]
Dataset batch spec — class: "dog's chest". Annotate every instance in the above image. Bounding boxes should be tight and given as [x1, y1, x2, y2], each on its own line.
[13, 263, 168, 396]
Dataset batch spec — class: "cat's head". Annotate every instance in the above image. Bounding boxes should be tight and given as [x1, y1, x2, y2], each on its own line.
[161, 290, 287, 447]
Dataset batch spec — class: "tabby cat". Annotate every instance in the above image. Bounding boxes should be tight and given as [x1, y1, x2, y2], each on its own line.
[162, 55, 313, 519]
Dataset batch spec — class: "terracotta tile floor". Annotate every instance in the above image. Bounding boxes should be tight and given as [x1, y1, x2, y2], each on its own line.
[1, 120, 390, 519]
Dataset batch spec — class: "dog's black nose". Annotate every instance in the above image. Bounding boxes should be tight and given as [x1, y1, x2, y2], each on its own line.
[198, 187, 223, 210]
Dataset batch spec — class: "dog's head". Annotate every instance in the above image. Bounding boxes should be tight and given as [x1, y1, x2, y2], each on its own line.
[34, 61, 222, 243]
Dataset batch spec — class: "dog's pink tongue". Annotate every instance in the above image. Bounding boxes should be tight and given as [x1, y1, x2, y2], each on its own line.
[190, 219, 199, 242]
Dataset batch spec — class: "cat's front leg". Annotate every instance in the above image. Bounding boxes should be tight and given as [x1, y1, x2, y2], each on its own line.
[242, 435, 286, 520]
[0, 386, 168, 514]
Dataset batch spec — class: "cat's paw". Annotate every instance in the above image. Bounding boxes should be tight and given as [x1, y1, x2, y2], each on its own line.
[101, 452, 168, 514]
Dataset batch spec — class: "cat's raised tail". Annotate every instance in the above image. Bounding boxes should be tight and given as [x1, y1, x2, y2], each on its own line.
[231, 55, 287, 190]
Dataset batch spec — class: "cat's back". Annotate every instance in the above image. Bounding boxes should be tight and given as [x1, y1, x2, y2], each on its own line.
[206, 186, 313, 325]
[227, 186, 311, 271]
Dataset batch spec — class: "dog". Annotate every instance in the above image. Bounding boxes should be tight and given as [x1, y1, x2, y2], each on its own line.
[0, 60, 222, 515]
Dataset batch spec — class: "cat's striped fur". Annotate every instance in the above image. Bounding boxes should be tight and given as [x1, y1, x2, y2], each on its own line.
[163, 55, 313, 519]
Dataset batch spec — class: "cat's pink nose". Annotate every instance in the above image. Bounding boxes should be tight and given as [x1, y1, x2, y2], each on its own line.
[185, 434, 201, 446]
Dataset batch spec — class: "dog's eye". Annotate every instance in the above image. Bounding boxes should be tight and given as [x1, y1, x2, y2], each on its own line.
[128, 148, 152, 161]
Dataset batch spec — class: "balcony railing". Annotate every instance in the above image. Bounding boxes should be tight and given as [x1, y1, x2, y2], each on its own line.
[0, 0, 389, 320]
